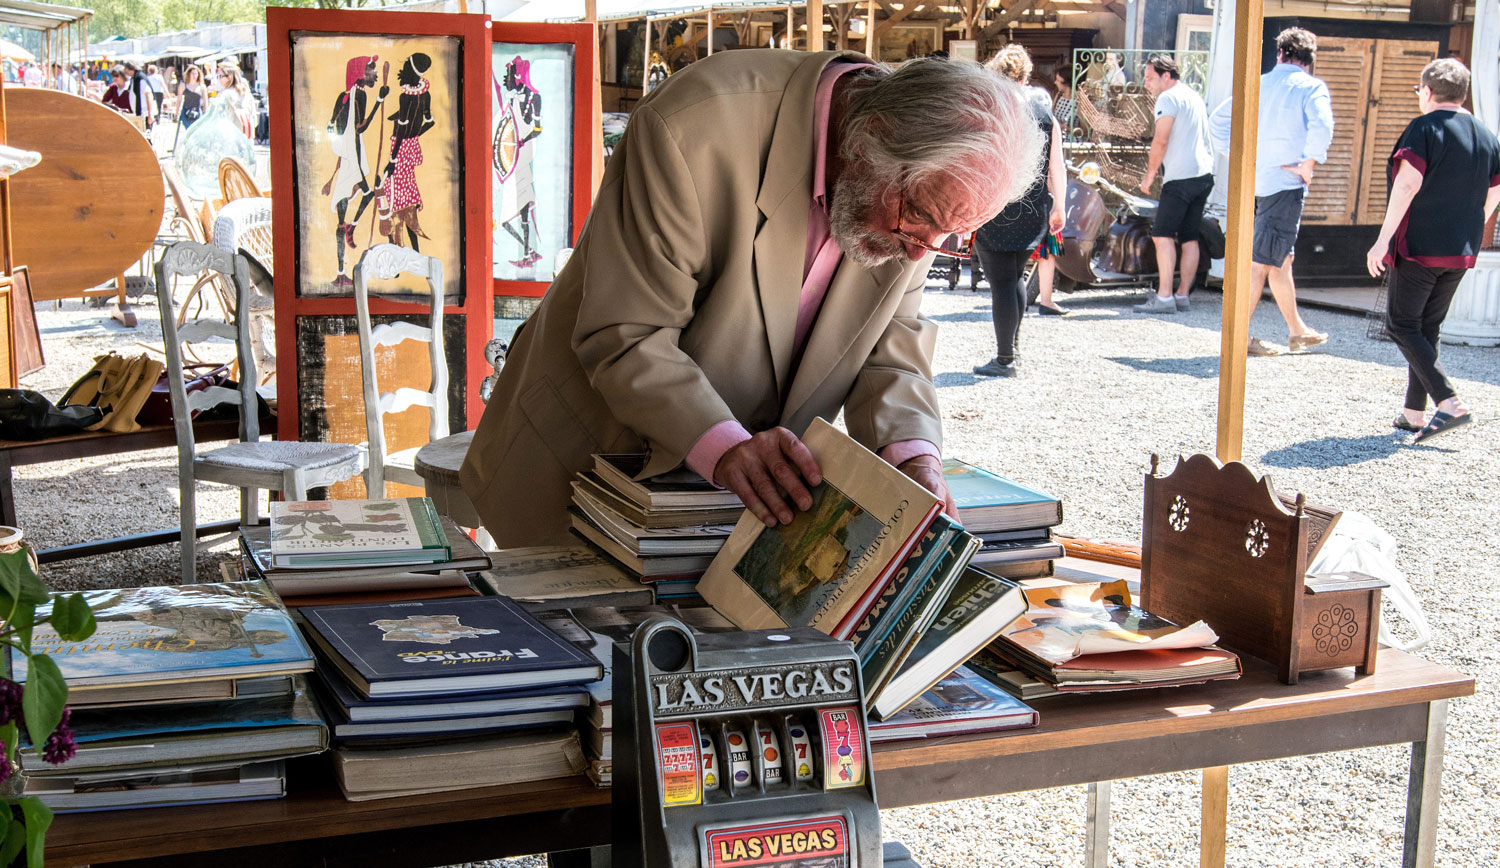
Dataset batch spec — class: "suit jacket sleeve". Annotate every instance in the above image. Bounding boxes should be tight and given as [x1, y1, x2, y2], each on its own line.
[569, 104, 734, 468]
[842, 264, 944, 453]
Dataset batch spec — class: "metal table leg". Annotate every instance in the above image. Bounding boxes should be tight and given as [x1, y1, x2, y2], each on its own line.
[1403, 700, 1448, 868]
[1085, 780, 1112, 868]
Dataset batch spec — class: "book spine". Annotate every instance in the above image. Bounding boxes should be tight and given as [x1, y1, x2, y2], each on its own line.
[852, 517, 960, 660]
[827, 504, 941, 640]
[859, 531, 975, 696]
[411, 498, 451, 555]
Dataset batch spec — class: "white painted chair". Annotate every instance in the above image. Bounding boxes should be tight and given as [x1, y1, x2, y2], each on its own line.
[353, 244, 448, 499]
[155, 240, 367, 584]
[210, 196, 276, 383]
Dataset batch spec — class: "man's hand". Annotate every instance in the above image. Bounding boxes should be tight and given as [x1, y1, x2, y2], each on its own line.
[1282, 159, 1315, 186]
[1138, 174, 1154, 195]
[897, 455, 957, 519]
[714, 428, 822, 528]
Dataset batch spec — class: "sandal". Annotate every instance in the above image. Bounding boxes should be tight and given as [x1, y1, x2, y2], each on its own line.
[1392, 415, 1421, 433]
[1412, 410, 1472, 444]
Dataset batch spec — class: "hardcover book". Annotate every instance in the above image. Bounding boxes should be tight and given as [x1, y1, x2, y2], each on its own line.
[570, 510, 717, 577]
[593, 454, 743, 510]
[868, 665, 1038, 742]
[11, 581, 314, 704]
[332, 729, 586, 801]
[313, 662, 588, 722]
[573, 472, 744, 528]
[848, 515, 961, 657]
[480, 544, 655, 610]
[858, 531, 980, 698]
[268, 498, 451, 568]
[23, 683, 328, 775]
[870, 567, 1027, 720]
[942, 459, 1063, 532]
[26, 761, 286, 813]
[241, 515, 489, 593]
[572, 488, 735, 555]
[699, 418, 942, 637]
[300, 596, 603, 698]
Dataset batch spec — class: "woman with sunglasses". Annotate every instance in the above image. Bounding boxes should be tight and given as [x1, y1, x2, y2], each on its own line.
[971, 44, 1067, 378]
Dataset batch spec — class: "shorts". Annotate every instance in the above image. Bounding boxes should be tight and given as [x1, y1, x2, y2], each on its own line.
[1251, 187, 1306, 267]
[1152, 173, 1214, 242]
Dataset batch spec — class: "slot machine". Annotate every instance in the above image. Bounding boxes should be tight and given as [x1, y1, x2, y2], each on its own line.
[614, 617, 920, 868]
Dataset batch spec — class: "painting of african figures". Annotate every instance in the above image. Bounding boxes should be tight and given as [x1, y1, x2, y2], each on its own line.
[492, 42, 575, 283]
[291, 32, 463, 301]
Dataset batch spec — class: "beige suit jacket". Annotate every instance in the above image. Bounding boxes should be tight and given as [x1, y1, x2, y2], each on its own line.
[461, 49, 944, 547]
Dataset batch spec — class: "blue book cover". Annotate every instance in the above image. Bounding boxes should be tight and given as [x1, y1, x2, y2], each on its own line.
[869, 666, 1037, 741]
[301, 595, 603, 698]
[942, 459, 1062, 530]
[313, 658, 586, 720]
[850, 514, 961, 659]
[11, 581, 314, 688]
[27, 684, 324, 747]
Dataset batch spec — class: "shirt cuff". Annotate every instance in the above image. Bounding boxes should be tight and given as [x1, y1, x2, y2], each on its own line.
[879, 439, 940, 470]
[685, 420, 752, 488]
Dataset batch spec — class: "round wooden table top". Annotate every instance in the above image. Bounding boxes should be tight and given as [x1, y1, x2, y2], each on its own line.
[7, 89, 164, 297]
[414, 429, 475, 486]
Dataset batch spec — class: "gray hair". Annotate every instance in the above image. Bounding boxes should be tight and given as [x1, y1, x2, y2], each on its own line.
[839, 57, 1044, 210]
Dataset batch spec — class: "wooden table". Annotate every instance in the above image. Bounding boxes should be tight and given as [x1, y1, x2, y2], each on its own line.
[0, 417, 257, 562]
[45, 646, 1472, 868]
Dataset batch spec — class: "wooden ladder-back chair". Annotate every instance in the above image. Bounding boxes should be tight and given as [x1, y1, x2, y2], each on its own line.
[161, 164, 236, 327]
[155, 240, 366, 583]
[353, 244, 448, 498]
[218, 156, 263, 203]
[211, 197, 275, 383]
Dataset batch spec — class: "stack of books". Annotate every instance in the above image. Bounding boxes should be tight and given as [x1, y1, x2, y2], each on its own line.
[697, 421, 1034, 722]
[868, 665, 1037, 742]
[569, 454, 743, 600]
[299, 595, 601, 800]
[479, 545, 655, 612]
[239, 497, 492, 608]
[945, 459, 1065, 578]
[14, 581, 327, 812]
[981, 579, 1242, 694]
[535, 604, 737, 788]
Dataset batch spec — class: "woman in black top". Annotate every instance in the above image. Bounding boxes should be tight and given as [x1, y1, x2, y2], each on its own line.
[1366, 58, 1500, 443]
[972, 45, 1067, 378]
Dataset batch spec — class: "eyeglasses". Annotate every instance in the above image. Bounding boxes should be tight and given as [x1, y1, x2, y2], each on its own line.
[1412, 84, 1424, 94]
[893, 195, 973, 260]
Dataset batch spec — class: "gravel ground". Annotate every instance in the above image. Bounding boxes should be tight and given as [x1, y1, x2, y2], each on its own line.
[18, 271, 1499, 866]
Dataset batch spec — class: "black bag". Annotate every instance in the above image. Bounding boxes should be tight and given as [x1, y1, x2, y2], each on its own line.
[0, 389, 104, 440]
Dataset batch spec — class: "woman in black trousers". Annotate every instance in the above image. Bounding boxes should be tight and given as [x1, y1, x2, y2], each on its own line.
[973, 44, 1065, 378]
[1366, 58, 1500, 443]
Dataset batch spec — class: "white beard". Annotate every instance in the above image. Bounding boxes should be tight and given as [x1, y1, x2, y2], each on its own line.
[829, 173, 905, 268]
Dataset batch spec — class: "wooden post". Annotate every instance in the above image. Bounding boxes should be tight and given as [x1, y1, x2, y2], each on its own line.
[706, 9, 714, 55]
[643, 18, 652, 94]
[585, 0, 604, 198]
[866, 0, 877, 56]
[1214, 0, 1264, 464]
[786, 5, 794, 48]
[1200, 765, 1228, 868]
[807, 0, 824, 51]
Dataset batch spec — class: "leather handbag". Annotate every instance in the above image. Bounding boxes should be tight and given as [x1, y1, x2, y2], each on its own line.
[60, 352, 165, 434]
[137, 362, 232, 427]
[0, 390, 103, 440]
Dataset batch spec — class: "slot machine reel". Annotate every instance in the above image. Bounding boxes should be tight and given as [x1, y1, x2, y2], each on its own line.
[614, 617, 918, 868]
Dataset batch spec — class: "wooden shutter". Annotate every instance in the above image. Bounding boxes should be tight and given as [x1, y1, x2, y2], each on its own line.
[1302, 37, 1371, 226]
[1356, 39, 1439, 225]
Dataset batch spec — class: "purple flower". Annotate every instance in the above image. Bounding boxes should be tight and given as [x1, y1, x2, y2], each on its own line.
[0, 739, 8, 782]
[41, 707, 75, 766]
[0, 679, 20, 726]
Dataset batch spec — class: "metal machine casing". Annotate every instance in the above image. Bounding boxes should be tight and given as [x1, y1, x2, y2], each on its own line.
[613, 617, 882, 868]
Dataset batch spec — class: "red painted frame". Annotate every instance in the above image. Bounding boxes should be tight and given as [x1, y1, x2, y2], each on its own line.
[267, 7, 494, 443]
[490, 22, 597, 299]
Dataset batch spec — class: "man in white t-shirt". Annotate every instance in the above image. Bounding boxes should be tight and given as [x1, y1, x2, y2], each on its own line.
[1134, 54, 1215, 314]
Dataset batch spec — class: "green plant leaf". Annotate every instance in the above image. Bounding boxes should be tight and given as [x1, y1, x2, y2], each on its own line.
[47, 595, 95, 643]
[1, 596, 32, 650]
[0, 722, 16, 765]
[19, 655, 66, 749]
[0, 553, 47, 609]
[19, 796, 51, 868]
[0, 816, 24, 868]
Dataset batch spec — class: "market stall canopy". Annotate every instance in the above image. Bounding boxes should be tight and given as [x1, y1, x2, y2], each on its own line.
[493, 0, 835, 22]
[156, 45, 216, 60]
[0, 38, 33, 61]
[198, 43, 262, 65]
[0, 0, 90, 31]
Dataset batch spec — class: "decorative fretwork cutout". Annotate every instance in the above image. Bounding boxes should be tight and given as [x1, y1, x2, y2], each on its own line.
[1245, 519, 1269, 557]
[1168, 495, 1190, 532]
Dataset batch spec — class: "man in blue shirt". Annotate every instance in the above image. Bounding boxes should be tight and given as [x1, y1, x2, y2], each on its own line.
[1209, 28, 1334, 355]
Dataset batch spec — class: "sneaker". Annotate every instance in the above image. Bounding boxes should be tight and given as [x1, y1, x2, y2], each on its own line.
[1132, 294, 1177, 314]
[1174, 295, 1191, 312]
[1247, 337, 1283, 356]
[1288, 330, 1328, 352]
[972, 358, 1017, 378]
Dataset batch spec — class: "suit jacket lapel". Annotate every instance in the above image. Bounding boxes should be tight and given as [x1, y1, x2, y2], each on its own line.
[754, 50, 866, 399]
[782, 257, 906, 420]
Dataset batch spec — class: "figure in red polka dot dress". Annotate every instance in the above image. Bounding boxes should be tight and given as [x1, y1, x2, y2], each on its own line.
[378, 53, 435, 250]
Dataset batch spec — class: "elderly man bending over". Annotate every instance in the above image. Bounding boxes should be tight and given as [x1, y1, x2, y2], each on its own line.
[462, 51, 1043, 546]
